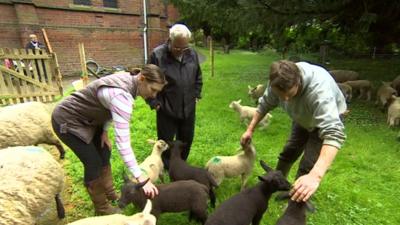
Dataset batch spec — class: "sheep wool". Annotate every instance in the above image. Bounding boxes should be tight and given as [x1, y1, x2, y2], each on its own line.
[0, 146, 64, 225]
[0, 101, 65, 159]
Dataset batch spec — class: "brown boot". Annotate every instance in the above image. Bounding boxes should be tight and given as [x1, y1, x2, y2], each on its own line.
[86, 177, 121, 215]
[101, 165, 119, 201]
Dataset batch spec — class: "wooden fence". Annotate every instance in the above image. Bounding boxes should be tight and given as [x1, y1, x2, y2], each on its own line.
[0, 48, 63, 106]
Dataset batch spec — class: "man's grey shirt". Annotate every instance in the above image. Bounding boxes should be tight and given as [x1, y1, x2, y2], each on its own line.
[258, 62, 347, 149]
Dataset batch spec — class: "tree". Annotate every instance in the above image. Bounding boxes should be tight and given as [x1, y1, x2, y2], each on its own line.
[169, 0, 400, 54]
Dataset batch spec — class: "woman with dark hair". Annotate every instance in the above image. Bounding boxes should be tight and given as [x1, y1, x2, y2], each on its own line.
[52, 64, 166, 215]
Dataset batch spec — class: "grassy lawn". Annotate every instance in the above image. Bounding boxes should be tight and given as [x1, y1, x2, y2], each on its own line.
[61, 48, 400, 224]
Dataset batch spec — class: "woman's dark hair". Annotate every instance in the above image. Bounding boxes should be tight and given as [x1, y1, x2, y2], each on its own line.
[269, 60, 301, 92]
[140, 64, 167, 85]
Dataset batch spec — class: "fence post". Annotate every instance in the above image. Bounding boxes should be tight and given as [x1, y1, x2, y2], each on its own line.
[78, 43, 89, 87]
[208, 36, 214, 77]
[372, 47, 376, 59]
[42, 28, 63, 95]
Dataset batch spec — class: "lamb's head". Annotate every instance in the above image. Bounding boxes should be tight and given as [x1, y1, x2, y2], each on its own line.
[388, 94, 400, 107]
[258, 160, 291, 192]
[241, 141, 256, 156]
[118, 174, 150, 209]
[147, 139, 169, 154]
[229, 99, 242, 109]
[167, 140, 187, 158]
[248, 85, 256, 96]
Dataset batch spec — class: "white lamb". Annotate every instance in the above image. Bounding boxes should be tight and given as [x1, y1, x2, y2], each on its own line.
[0, 101, 65, 159]
[0, 146, 65, 225]
[139, 139, 168, 183]
[67, 199, 156, 225]
[205, 141, 256, 190]
[376, 82, 397, 110]
[229, 99, 272, 129]
[387, 95, 400, 127]
[248, 84, 266, 104]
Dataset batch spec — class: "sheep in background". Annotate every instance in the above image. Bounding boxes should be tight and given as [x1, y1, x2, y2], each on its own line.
[0, 101, 65, 159]
[337, 83, 353, 103]
[376, 82, 397, 111]
[391, 75, 400, 94]
[119, 177, 209, 224]
[139, 139, 168, 183]
[67, 199, 156, 225]
[0, 146, 65, 225]
[206, 141, 256, 190]
[205, 160, 291, 225]
[328, 70, 359, 83]
[387, 95, 400, 127]
[343, 80, 373, 101]
[248, 84, 266, 104]
[229, 99, 272, 129]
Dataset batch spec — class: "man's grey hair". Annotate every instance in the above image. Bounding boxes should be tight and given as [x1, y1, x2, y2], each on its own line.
[169, 24, 192, 41]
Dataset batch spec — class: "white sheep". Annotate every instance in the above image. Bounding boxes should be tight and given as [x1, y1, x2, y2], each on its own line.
[343, 80, 373, 101]
[391, 75, 400, 94]
[67, 199, 156, 225]
[387, 95, 400, 127]
[0, 146, 65, 225]
[328, 70, 360, 83]
[248, 84, 266, 104]
[206, 141, 256, 190]
[229, 99, 272, 129]
[139, 139, 168, 183]
[376, 82, 397, 110]
[337, 82, 353, 102]
[0, 101, 65, 159]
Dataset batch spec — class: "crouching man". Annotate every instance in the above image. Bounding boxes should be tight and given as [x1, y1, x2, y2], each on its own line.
[240, 60, 347, 222]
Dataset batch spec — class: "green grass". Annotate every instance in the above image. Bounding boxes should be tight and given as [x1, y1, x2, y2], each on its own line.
[61, 48, 400, 224]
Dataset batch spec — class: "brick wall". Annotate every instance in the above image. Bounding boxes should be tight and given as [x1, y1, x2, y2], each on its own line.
[0, 0, 177, 76]
[0, 4, 20, 48]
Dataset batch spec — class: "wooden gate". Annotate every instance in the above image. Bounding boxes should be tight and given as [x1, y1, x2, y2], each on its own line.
[0, 48, 63, 105]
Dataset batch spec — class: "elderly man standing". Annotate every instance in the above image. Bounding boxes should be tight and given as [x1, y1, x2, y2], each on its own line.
[147, 24, 203, 169]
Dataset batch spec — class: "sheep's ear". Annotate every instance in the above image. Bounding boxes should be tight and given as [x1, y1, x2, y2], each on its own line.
[147, 139, 156, 145]
[248, 85, 252, 90]
[238, 99, 242, 103]
[135, 178, 150, 190]
[258, 175, 267, 182]
[143, 199, 153, 214]
[260, 160, 273, 173]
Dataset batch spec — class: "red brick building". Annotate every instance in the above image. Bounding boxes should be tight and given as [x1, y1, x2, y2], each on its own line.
[0, 0, 179, 76]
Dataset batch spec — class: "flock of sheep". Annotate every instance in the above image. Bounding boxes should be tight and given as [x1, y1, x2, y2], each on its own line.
[330, 70, 400, 130]
[0, 101, 303, 225]
[243, 69, 400, 134]
[1, 67, 399, 225]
